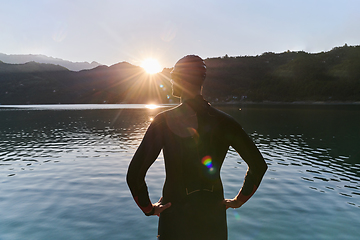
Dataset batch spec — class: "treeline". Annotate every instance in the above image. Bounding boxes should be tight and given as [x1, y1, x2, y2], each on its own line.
[1, 44, 360, 105]
[203, 44, 360, 102]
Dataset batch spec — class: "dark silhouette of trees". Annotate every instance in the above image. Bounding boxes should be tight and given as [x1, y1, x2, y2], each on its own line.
[203, 44, 360, 102]
[1, 44, 360, 104]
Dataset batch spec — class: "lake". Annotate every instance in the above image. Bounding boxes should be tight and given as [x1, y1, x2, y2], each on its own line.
[0, 103, 359, 239]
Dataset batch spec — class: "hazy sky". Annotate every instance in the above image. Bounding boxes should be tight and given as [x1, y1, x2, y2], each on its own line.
[1, 0, 359, 68]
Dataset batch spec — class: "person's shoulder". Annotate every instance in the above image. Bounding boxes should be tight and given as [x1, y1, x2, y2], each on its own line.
[152, 104, 181, 123]
[207, 106, 245, 142]
[156, 104, 181, 117]
[208, 105, 238, 124]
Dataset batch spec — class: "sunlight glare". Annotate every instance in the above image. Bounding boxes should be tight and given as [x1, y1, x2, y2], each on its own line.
[141, 58, 162, 74]
[145, 104, 159, 109]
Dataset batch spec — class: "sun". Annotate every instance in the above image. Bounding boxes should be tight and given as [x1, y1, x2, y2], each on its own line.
[141, 58, 162, 74]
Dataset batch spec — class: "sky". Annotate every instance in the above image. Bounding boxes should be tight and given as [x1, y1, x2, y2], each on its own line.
[1, 0, 360, 68]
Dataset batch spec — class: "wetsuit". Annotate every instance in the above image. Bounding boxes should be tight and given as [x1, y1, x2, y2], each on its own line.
[127, 95, 265, 240]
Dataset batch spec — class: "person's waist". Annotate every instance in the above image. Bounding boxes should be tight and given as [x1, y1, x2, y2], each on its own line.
[185, 185, 214, 195]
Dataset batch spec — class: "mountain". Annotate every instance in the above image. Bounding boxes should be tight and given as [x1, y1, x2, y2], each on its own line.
[0, 61, 173, 104]
[1, 44, 360, 105]
[0, 61, 69, 73]
[0, 53, 102, 71]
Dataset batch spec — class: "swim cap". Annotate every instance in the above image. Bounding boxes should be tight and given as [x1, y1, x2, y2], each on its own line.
[171, 55, 206, 86]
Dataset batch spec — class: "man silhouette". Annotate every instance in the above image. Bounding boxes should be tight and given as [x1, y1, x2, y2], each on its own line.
[127, 55, 267, 239]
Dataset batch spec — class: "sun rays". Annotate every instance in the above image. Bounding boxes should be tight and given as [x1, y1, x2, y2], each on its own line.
[89, 55, 174, 109]
[114, 63, 173, 105]
[141, 58, 162, 74]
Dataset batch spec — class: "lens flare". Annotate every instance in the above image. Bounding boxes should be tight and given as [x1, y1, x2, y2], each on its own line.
[201, 155, 215, 173]
[202, 156, 212, 168]
[233, 210, 241, 221]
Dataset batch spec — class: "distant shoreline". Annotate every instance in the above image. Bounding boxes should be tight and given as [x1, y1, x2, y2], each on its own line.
[211, 101, 360, 106]
[1, 101, 359, 107]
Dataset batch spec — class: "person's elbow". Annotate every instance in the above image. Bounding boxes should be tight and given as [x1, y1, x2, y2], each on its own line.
[126, 168, 135, 190]
[261, 161, 268, 175]
[251, 159, 267, 186]
[251, 155, 267, 179]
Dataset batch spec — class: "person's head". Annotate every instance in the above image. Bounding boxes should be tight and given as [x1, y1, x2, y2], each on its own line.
[170, 55, 206, 98]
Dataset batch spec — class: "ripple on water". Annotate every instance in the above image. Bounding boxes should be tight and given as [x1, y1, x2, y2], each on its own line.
[1, 105, 360, 239]
[256, 131, 360, 209]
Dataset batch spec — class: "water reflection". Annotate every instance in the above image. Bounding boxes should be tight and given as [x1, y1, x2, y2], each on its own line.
[257, 132, 359, 205]
[145, 104, 160, 109]
[220, 104, 360, 208]
[0, 108, 165, 177]
[0, 104, 359, 239]
[1, 105, 359, 199]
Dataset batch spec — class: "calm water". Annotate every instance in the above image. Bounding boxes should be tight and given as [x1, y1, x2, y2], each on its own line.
[0, 104, 359, 240]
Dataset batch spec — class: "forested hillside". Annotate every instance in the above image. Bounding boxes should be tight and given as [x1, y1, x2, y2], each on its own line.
[1, 44, 359, 104]
[203, 44, 360, 102]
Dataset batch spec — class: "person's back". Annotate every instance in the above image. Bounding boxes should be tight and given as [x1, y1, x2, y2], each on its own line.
[127, 55, 267, 240]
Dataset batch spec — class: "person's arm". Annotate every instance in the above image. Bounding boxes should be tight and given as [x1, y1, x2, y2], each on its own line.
[126, 116, 171, 215]
[223, 120, 267, 208]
